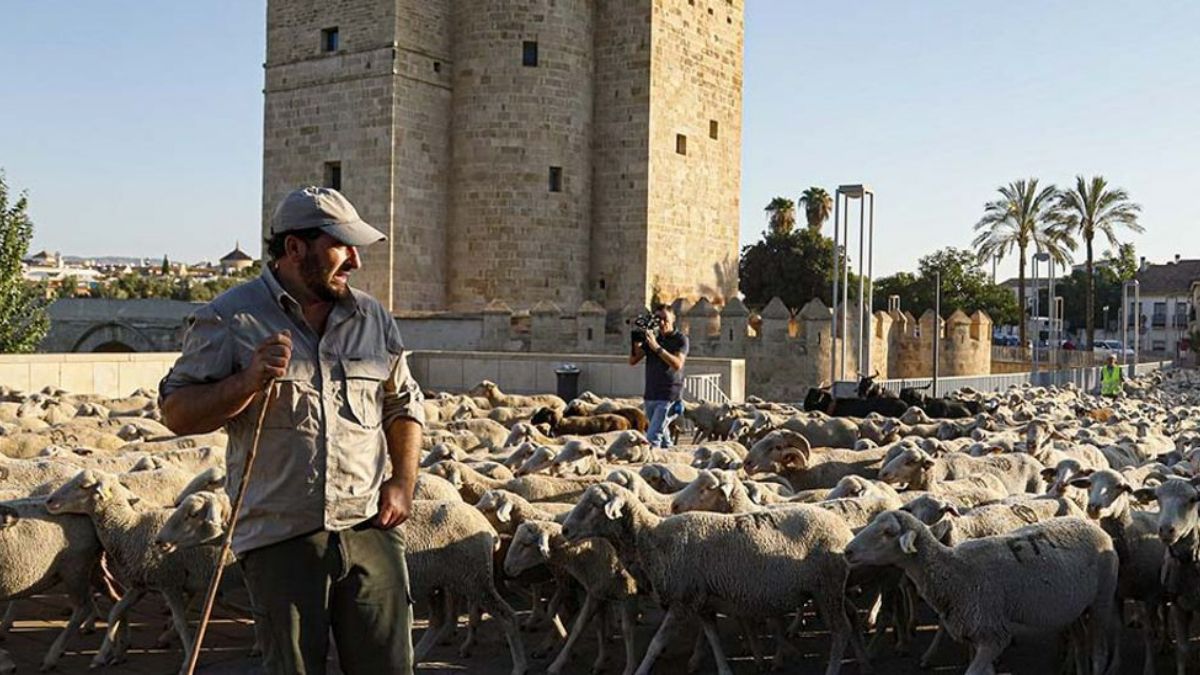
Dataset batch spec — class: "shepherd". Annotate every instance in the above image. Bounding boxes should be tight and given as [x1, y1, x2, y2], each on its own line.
[1100, 353, 1124, 398]
[159, 187, 425, 675]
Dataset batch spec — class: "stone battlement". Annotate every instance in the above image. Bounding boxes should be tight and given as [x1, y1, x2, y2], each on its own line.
[474, 295, 992, 400]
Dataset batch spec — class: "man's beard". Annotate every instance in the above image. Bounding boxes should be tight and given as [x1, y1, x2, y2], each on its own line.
[300, 250, 351, 302]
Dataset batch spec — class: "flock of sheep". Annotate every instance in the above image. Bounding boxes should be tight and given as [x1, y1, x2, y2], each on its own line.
[1, 369, 1199, 675]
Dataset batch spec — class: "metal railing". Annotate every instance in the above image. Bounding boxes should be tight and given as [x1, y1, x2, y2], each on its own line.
[682, 373, 731, 405]
[992, 346, 1108, 369]
[879, 360, 1173, 398]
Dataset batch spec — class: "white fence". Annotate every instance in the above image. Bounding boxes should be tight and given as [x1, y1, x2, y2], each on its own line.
[683, 373, 732, 405]
[879, 360, 1174, 398]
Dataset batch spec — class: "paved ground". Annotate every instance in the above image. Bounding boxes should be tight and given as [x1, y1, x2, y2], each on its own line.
[1, 590, 1183, 674]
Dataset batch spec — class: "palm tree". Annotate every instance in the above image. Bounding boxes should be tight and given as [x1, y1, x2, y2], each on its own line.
[1055, 175, 1142, 350]
[972, 178, 1075, 346]
[764, 197, 796, 237]
[799, 187, 833, 231]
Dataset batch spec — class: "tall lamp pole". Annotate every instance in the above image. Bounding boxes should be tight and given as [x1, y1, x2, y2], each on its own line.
[933, 271, 941, 396]
[830, 184, 875, 384]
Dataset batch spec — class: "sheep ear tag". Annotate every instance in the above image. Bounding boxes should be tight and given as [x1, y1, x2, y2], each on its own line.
[496, 500, 514, 523]
[537, 531, 551, 559]
[899, 530, 918, 555]
[604, 495, 626, 520]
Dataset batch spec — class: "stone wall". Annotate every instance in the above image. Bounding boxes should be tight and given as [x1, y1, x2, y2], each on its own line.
[645, 0, 743, 305]
[0, 353, 180, 399]
[264, 0, 745, 316]
[446, 0, 595, 311]
[472, 295, 992, 401]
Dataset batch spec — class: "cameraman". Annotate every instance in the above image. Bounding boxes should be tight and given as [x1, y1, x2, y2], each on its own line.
[629, 304, 689, 448]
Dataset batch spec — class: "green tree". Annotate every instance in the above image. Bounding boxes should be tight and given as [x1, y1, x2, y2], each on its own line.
[1054, 175, 1143, 349]
[739, 225, 855, 311]
[798, 187, 833, 231]
[161, 255, 170, 276]
[972, 178, 1075, 345]
[763, 197, 796, 237]
[0, 172, 51, 352]
[874, 248, 1020, 326]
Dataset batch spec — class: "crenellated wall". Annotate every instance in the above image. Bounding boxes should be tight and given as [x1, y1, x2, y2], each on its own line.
[473, 295, 992, 400]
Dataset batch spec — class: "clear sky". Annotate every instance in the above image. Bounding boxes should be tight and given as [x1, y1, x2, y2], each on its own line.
[2, 1, 1197, 279]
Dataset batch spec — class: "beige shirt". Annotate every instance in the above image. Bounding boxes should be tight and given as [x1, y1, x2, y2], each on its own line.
[160, 268, 424, 555]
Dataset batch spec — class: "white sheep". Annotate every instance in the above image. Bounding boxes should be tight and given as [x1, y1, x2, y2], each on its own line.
[504, 520, 637, 675]
[561, 483, 868, 675]
[845, 510, 1119, 675]
[45, 469, 226, 670]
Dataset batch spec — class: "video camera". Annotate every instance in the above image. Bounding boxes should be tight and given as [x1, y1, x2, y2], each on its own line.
[628, 312, 663, 347]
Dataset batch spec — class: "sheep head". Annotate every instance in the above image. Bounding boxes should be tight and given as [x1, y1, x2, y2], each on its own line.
[1132, 476, 1200, 546]
[561, 484, 632, 544]
[670, 469, 735, 514]
[878, 448, 934, 487]
[156, 491, 229, 553]
[744, 430, 811, 474]
[45, 469, 131, 515]
[845, 510, 928, 568]
[1069, 469, 1133, 520]
[606, 430, 649, 462]
[503, 521, 557, 578]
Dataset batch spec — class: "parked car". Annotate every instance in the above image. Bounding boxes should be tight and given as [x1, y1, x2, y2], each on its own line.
[992, 335, 1021, 347]
[1093, 339, 1134, 357]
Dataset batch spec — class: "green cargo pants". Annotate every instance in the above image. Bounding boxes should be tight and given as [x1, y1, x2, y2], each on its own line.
[240, 521, 413, 675]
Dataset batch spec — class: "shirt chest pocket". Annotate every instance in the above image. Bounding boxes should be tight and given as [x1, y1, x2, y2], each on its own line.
[343, 357, 390, 429]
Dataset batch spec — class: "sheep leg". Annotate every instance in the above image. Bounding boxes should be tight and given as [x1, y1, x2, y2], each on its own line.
[591, 614, 609, 675]
[1139, 603, 1156, 675]
[40, 602, 89, 671]
[617, 597, 638, 675]
[459, 600, 482, 656]
[1169, 605, 1188, 675]
[479, 586, 529, 675]
[736, 617, 767, 671]
[698, 614, 734, 675]
[920, 624, 948, 668]
[636, 606, 683, 675]
[0, 602, 16, 636]
[814, 589, 858, 675]
[548, 594, 601, 675]
[93, 588, 144, 668]
[532, 588, 570, 659]
[963, 640, 1005, 675]
[686, 627, 707, 673]
[163, 591, 194, 674]
[414, 592, 454, 665]
[766, 617, 803, 671]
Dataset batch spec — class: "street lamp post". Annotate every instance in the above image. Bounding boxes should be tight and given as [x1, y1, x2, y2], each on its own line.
[830, 184, 875, 384]
[1122, 279, 1141, 373]
[1102, 305, 1110, 344]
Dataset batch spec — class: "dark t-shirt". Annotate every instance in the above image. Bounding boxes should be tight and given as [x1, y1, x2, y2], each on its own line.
[644, 331, 689, 401]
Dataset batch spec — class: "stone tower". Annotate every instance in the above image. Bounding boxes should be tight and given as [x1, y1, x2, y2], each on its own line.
[263, 0, 744, 315]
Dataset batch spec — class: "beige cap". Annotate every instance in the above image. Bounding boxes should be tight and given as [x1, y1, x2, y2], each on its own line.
[270, 187, 386, 247]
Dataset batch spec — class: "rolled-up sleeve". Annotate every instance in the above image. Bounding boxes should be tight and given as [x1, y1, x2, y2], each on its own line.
[158, 305, 235, 403]
[382, 319, 425, 428]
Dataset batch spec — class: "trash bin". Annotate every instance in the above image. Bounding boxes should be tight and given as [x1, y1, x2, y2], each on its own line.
[554, 364, 581, 402]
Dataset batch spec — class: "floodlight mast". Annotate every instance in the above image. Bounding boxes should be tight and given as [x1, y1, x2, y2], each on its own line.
[830, 184, 874, 384]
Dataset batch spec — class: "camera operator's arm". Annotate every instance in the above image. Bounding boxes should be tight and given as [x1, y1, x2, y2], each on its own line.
[629, 340, 645, 365]
[642, 332, 686, 372]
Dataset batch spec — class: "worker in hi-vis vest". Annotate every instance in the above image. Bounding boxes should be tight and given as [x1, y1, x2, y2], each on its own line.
[1100, 353, 1123, 397]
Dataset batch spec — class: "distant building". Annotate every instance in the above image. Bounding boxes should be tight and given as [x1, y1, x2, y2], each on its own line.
[24, 250, 62, 268]
[1130, 255, 1199, 354]
[219, 243, 255, 276]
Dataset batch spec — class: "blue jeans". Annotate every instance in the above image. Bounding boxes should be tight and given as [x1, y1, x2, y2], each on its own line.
[644, 399, 682, 449]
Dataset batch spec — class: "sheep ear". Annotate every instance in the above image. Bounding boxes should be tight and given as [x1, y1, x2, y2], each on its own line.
[1039, 467, 1057, 482]
[1132, 488, 1158, 505]
[941, 504, 962, 518]
[898, 530, 918, 555]
[1068, 477, 1093, 489]
[718, 476, 735, 500]
[919, 458, 936, 470]
[604, 494, 626, 520]
[536, 530, 551, 559]
[496, 499, 514, 523]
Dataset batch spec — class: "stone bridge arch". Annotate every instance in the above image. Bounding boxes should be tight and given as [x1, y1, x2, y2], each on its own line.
[71, 321, 157, 353]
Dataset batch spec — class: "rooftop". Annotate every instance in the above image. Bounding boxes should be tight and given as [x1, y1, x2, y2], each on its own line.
[1136, 258, 1200, 296]
[220, 243, 253, 262]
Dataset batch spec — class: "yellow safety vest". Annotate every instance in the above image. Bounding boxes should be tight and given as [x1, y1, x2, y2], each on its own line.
[1101, 365, 1122, 396]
